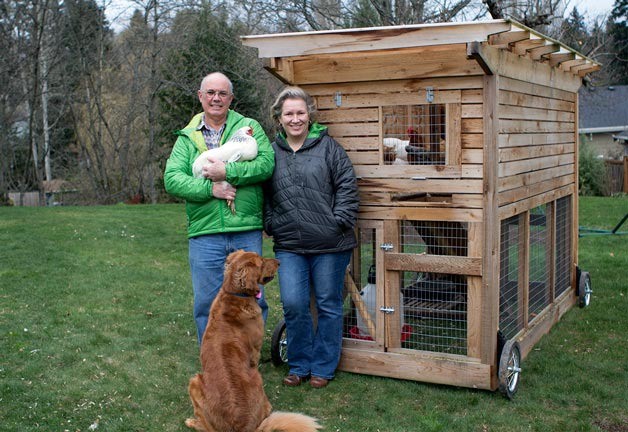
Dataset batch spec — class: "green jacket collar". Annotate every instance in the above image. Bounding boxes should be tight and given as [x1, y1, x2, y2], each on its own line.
[178, 110, 246, 153]
[275, 122, 328, 152]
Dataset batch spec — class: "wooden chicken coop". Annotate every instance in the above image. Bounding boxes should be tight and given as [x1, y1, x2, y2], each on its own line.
[242, 19, 598, 396]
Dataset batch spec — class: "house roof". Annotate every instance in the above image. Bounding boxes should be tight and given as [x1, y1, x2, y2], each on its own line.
[579, 85, 628, 131]
[241, 19, 600, 78]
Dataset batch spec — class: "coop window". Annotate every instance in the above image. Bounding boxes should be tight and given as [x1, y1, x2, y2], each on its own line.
[382, 104, 447, 165]
[499, 215, 523, 341]
[529, 205, 550, 322]
[554, 196, 572, 298]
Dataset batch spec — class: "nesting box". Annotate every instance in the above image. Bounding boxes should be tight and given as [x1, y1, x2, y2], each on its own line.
[242, 19, 599, 395]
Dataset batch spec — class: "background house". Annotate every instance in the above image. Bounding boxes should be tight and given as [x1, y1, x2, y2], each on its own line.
[578, 85, 628, 159]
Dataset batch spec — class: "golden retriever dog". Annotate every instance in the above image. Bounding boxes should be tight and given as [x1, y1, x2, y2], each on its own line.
[185, 250, 321, 432]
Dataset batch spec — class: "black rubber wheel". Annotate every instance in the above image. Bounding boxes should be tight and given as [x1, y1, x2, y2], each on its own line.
[270, 319, 288, 366]
[578, 271, 592, 308]
[498, 340, 522, 399]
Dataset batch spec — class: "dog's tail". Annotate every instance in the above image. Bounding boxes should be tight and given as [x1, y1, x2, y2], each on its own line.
[256, 411, 322, 432]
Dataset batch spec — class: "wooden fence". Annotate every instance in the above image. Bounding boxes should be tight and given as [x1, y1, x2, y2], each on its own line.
[8, 192, 41, 206]
[604, 156, 628, 196]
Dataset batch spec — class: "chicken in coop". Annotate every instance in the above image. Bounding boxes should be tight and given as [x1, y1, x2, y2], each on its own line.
[382, 137, 408, 165]
[405, 127, 430, 165]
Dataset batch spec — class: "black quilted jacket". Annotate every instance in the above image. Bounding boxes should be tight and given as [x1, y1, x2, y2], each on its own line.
[263, 124, 359, 254]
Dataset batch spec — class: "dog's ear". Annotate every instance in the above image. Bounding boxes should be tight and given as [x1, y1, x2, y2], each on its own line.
[233, 258, 262, 291]
[232, 266, 248, 289]
[225, 250, 247, 280]
[225, 250, 245, 268]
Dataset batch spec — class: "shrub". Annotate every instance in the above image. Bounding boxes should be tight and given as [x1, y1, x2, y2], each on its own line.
[578, 137, 607, 196]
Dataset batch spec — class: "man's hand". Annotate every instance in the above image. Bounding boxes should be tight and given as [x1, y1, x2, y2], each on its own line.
[211, 181, 236, 201]
[202, 156, 227, 181]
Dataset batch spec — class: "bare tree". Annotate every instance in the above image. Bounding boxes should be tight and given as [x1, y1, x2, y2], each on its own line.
[483, 0, 568, 32]
[230, 0, 479, 32]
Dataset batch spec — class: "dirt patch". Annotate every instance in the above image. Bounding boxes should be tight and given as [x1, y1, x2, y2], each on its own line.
[594, 417, 628, 432]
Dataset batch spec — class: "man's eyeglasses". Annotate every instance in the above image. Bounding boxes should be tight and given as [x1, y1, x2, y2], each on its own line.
[202, 89, 232, 99]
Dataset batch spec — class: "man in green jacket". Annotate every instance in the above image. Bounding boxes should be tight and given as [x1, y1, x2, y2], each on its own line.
[164, 72, 275, 343]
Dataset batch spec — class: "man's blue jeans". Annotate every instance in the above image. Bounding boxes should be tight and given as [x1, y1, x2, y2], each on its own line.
[275, 250, 351, 380]
[189, 230, 268, 343]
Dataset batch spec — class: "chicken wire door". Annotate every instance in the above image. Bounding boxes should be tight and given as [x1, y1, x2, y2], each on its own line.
[344, 220, 387, 349]
[344, 219, 477, 357]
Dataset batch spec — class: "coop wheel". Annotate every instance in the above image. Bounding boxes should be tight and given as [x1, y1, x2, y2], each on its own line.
[578, 271, 592, 308]
[270, 319, 288, 366]
[498, 340, 522, 399]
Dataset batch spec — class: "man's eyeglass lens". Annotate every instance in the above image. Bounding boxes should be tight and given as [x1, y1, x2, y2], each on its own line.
[205, 90, 230, 98]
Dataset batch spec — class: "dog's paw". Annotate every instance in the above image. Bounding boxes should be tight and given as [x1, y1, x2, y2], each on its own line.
[184, 417, 203, 430]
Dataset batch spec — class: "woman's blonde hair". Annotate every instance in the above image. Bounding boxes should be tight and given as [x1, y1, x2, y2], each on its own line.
[270, 86, 317, 124]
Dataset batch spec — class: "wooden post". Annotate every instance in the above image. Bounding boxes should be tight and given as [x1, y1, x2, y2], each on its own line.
[481, 74, 500, 378]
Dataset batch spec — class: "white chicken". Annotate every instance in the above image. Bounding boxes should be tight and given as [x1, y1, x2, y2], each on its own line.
[192, 126, 258, 213]
[383, 137, 408, 164]
[192, 126, 258, 178]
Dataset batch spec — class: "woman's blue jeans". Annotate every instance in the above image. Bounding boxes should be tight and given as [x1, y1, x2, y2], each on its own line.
[189, 230, 268, 343]
[275, 249, 351, 380]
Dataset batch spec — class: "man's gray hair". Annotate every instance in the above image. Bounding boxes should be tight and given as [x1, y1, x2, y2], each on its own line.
[200, 72, 233, 94]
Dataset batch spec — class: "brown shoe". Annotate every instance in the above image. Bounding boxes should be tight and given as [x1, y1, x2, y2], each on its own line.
[310, 376, 329, 389]
[283, 374, 306, 387]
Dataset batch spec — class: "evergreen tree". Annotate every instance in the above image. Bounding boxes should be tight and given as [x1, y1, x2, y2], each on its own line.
[560, 7, 589, 52]
[608, 0, 628, 84]
[158, 6, 270, 148]
[349, 0, 382, 27]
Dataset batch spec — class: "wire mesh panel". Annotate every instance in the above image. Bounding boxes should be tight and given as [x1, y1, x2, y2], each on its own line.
[499, 215, 522, 341]
[555, 195, 572, 298]
[382, 104, 447, 165]
[344, 227, 377, 340]
[529, 205, 550, 322]
[402, 220, 469, 256]
[399, 220, 468, 355]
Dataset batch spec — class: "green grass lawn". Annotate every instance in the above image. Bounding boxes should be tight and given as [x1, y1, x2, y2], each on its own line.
[1, 197, 626, 431]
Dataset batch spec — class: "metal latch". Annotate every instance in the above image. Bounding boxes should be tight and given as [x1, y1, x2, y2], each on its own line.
[380, 307, 395, 314]
[380, 243, 394, 252]
[334, 91, 342, 107]
[425, 86, 434, 103]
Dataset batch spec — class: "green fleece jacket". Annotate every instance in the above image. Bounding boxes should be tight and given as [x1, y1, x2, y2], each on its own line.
[164, 111, 274, 238]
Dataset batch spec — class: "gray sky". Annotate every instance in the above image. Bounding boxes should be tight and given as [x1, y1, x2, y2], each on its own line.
[571, 0, 615, 18]
[105, 0, 617, 32]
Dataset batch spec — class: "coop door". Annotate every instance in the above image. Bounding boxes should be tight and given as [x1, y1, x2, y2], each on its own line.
[344, 220, 387, 349]
[345, 219, 471, 355]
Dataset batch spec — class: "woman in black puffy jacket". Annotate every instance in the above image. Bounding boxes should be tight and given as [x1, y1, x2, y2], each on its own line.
[264, 86, 359, 389]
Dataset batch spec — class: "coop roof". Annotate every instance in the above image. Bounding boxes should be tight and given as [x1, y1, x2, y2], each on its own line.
[241, 19, 600, 78]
